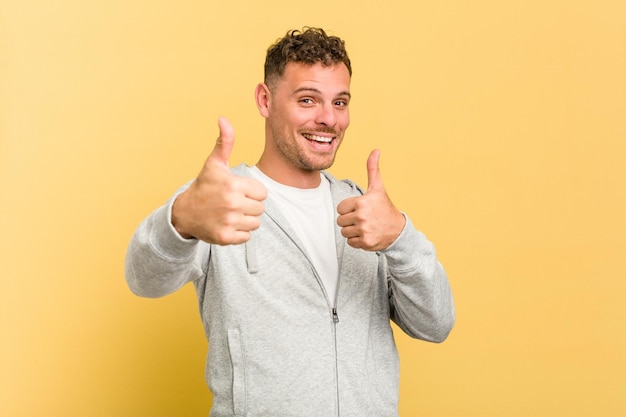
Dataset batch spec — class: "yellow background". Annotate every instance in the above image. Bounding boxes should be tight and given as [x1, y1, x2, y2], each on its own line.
[2, 0, 625, 416]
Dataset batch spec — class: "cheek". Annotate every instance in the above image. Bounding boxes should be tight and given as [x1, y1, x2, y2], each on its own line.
[339, 112, 350, 130]
[271, 110, 301, 132]
[281, 108, 308, 126]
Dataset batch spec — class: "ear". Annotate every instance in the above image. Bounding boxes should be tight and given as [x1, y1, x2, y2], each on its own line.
[255, 83, 271, 118]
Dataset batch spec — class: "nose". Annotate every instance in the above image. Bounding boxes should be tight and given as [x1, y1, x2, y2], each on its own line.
[315, 104, 337, 127]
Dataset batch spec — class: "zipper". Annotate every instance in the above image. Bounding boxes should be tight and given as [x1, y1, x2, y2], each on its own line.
[263, 207, 342, 415]
[332, 250, 342, 416]
[332, 303, 340, 417]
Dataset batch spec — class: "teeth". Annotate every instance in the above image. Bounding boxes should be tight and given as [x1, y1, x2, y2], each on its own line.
[303, 133, 332, 143]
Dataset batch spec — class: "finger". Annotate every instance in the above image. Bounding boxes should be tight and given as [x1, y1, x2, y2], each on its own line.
[240, 197, 266, 217]
[339, 224, 359, 239]
[346, 236, 365, 250]
[336, 196, 356, 216]
[213, 217, 261, 245]
[236, 214, 263, 232]
[336, 211, 356, 228]
[209, 116, 235, 167]
[366, 149, 383, 193]
[220, 230, 253, 246]
[241, 178, 268, 202]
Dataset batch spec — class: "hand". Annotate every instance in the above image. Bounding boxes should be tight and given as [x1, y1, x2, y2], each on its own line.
[336, 150, 406, 251]
[172, 117, 268, 245]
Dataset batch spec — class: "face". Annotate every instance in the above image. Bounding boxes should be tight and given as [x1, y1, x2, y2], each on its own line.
[258, 62, 351, 175]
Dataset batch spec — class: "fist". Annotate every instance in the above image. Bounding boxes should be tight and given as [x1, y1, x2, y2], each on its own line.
[336, 150, 405, 251]
[172, 117, 268, 245]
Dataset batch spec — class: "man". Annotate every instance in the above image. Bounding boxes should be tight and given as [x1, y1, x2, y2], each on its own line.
[125, 27, 455, 417]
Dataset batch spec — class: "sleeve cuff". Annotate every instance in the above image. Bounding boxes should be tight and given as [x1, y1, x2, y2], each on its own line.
[381, 214, 436, 272]
[148, 197, 198, 261]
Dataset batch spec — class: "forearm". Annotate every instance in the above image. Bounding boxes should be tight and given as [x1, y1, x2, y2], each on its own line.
[125, 197, 206, 298]
[383, 216, 455, 342]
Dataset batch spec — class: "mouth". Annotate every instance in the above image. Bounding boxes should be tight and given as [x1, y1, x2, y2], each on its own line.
[301, 132, 335, 144]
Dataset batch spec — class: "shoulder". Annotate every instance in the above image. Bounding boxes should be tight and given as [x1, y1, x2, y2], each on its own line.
[322, 171, 365, 197]
[231, 163, 251, 177]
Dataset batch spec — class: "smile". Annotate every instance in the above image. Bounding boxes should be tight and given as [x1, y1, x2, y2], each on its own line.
[302, 133, 334, 143]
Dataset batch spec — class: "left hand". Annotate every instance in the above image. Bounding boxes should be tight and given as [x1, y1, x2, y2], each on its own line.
[337, 150, 406, 251]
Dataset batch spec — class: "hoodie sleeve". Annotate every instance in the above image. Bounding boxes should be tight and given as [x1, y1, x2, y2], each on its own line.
[382, 215, 455, 343]
[124, 186, 208, 298]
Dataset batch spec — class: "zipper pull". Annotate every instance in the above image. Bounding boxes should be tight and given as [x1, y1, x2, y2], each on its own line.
[332, 308, 339, 323]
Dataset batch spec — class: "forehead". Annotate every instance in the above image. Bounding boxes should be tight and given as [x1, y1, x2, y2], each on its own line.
[277, 62, 351, 95]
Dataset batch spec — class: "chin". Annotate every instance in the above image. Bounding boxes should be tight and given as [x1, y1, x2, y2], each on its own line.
[305, 157, 336, 171]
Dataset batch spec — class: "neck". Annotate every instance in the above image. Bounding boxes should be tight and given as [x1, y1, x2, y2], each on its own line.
[256, 154, 322, 189]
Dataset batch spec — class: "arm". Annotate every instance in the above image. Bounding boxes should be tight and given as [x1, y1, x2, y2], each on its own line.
[337, 149, 455, 342]
[125, 117, 267, 298]
[382, 216, 455, 342]
[125, 189, 206, 298]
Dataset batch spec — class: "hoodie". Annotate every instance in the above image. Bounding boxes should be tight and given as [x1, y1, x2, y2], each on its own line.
[125, 164, 455, 417]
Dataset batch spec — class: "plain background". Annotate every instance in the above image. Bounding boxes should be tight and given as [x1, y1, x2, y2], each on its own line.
[2, 0, 625, 416]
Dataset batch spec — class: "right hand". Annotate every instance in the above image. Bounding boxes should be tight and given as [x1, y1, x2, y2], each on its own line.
[172, 117, 268, 245]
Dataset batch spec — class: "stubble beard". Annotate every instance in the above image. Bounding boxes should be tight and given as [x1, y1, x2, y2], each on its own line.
[273, 128, 342, 172]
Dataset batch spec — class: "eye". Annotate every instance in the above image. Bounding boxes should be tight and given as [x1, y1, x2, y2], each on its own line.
[334, 99, 349, 107]
[299, 98, 314, 105]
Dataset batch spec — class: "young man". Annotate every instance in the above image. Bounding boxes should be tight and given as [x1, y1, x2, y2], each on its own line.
[125, 27, 455, 417]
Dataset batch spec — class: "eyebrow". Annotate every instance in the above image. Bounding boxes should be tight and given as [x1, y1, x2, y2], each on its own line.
[293, 87, 352, 98]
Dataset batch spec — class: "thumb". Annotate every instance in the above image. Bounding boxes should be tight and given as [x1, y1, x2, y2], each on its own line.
[366, 149, 384, 192]
[209, 116, 235, 166]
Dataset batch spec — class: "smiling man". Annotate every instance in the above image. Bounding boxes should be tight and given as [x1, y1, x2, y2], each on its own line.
[256, 61, 351, 184]
[125, 27, 455, 417]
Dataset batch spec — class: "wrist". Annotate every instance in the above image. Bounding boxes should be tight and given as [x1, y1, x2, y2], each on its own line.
[171, 194, 194, 240]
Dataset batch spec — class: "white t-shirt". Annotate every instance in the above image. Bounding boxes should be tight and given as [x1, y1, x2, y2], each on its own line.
[248, 166, 339, 304]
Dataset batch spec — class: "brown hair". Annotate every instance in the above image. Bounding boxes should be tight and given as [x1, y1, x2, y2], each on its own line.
[264, 27, 352, 88]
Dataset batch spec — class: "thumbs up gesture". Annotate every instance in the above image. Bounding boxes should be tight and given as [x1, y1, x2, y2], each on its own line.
[172, 117, 268, 245]
[336, 150, 406, 251]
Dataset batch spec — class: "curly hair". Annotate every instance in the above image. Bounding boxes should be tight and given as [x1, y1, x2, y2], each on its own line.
[264, 27, 352, 88]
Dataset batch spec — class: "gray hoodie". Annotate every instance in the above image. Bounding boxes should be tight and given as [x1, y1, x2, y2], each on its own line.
[125, 164, 455, 417]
